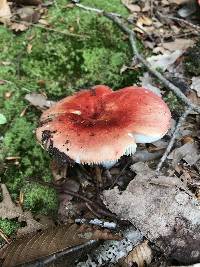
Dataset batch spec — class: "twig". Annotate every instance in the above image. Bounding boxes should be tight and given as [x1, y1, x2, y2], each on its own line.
[156, 107, 192, 173]
[85, 202, 102, 218]
[157, 12, 200, 33]
[75, 3, 122, 17]
[63, 189, 116, 218]
[110, 159, 132, 189]
[75, 3, 200, 114]
[23, 240, 97, 267]
[75, 218, 117, 229]
[11, 19, 88, 39]
[0, 229, 10, 244]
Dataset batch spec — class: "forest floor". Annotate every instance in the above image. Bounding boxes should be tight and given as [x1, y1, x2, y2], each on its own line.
[0, 0, 200, 266]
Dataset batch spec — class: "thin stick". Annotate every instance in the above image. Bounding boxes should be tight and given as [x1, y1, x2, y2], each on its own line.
[11, 19, 88, 39]
[75, 3, 122, 17]
[156, 107, 192, 173]
[63, 189, 116, 218]
[157, 12, 200, 33]
[75, 3, 200, 114]
[0, 229, 10, 244]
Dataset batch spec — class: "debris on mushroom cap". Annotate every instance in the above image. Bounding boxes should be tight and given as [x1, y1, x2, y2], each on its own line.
[36, 85, 171, 166]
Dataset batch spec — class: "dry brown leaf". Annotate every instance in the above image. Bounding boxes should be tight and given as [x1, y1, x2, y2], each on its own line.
[168, 142, 200, 166]
[25, 93, 55, 110]
[0, 184, 44, 236]
[119, 240, 152, 267]
[16, 6, 40, 23]
[38, 18, 49, 25]
[137, 16, 152, 27]
[0, 0, 11, 23]
[0, 223, 121, 267]
[121, 0, 141, 12]
[10, 22, 29, 32]
[162, 39, 195, 52]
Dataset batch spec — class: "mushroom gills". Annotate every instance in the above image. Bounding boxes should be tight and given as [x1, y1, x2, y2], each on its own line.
[102, 143, 137, 169]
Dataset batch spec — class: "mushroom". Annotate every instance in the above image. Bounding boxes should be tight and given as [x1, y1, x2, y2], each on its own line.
[36, 85, 171, 168]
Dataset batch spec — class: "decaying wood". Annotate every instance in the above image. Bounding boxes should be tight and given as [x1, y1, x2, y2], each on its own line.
[77, 226, 143, 267]
[103, 162, 200, 264]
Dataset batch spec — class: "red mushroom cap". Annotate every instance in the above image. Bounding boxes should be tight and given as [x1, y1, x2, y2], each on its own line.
[36, 85, 171, 165]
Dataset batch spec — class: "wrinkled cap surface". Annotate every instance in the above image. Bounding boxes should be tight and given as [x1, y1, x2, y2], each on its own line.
[36, 85, 171, 165]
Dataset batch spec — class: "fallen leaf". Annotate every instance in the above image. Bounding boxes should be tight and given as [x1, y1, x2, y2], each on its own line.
[0, 0, 11, 23]
[0, 223, 121, 267]
[16, 7, 40, 23]
[131, 149, 164, 163]
[0, 184, 44, 236]
[168, 143, 200, 166]
[137, 16, 152, 27]
[58, 181, 80, 221]
[177, 2, 197, 17]
[10, 22, 29, 32]
[121, 0, 141, 12]
[38, 18, 49, 25]
[0, 80, 6, 85]
[162, 39, 195, 52]
[25, 93, 55, 110]
[191, 76, 200, 97]
[119, 240, 152, 267]
[147, 50, 183, 71]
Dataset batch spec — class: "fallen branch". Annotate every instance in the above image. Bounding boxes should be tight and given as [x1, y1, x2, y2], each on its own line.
[156, 107, 192, 173]
[75, 3, 200, 114]
[11, 18, 88, 39]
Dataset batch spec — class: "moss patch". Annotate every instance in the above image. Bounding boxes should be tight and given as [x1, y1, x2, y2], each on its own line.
[0, 219, 20, 243]
[23, 183, 58, 215]
[0, 0, 140, 221]
[184, 40, 200, 76]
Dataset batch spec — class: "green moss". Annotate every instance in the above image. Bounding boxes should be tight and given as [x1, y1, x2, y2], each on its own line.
[184, 40, 200, 76]
[0, 219, 20, 242]
[0, 0, 140, 219]
[164, 91, 184, 116]
[23, 183, 58, 215]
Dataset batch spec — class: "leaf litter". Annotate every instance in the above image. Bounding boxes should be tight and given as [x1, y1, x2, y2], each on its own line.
[0, 184, 44, 236]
